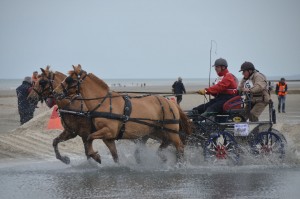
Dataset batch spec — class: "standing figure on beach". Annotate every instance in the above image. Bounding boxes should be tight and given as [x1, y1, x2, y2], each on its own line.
[16, 77, 36, 125]
[32, 71, 39, 85]
[276, 77, 288, 113]
[193, 58, 238, 116]
[172, 77, 186, 105]
[238, 61, 270, 122]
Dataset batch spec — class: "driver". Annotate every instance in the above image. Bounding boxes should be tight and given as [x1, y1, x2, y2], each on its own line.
[193, 58, 238, 117]
[238, 61, 270, 122]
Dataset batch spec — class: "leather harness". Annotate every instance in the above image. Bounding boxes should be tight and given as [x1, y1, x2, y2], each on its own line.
[59, 93, 180, 140]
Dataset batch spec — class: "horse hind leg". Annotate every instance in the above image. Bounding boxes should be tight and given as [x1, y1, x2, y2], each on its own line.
[53, 130, 77, 164]
[168, 134, 185, 164]
[134, 136, 149, 164]
[157, 137, 171, 163]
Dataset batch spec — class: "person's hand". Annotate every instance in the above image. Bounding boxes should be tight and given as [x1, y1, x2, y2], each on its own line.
[197, 89, 206, 95]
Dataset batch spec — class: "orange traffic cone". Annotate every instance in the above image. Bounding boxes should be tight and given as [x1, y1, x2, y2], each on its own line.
[47, 105, 64, 130]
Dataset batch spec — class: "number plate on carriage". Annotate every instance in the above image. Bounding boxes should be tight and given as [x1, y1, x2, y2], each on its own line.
[234, 123, 250, 136]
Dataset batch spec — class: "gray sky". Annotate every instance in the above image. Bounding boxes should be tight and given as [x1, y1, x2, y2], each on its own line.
[0, 0, 299, 79]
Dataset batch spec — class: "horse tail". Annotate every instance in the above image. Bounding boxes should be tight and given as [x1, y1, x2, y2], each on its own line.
[178, 106, 192, 136]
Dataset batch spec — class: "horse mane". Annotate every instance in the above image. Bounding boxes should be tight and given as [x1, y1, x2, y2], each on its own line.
[67, 70, 109, 90]
[88, 73, 109, 90]
[55, 71, 66, 77]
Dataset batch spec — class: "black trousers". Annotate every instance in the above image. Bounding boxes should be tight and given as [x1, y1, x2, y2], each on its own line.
[193, 94, 235, 114]
[176, 95, 183, 105]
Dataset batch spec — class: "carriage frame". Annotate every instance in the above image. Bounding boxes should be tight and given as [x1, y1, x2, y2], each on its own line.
[184, 94, 286, 164]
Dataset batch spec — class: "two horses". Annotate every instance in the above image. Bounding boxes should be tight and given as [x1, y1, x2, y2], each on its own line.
[28, 66, 118, 164]
[52, 64, 192, 163]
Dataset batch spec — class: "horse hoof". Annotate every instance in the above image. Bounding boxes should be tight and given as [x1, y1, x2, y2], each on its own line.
[94, 154, 101, 164]
[90, 153, 101, 164]
[61, 156, 71, 164]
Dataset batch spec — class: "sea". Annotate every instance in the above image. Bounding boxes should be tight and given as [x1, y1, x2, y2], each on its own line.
[2, 78, 300, 91]
[0, 78, 209, 90]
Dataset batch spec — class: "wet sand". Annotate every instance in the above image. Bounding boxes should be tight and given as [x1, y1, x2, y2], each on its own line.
[0, 86, 300, 163]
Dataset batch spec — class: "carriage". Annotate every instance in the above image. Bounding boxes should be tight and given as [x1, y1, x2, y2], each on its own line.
[183, 94, 286, 164]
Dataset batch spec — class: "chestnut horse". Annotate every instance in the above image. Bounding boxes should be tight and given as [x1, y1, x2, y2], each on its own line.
[27, 66, 118, 164]
[53, 64, 192, 163]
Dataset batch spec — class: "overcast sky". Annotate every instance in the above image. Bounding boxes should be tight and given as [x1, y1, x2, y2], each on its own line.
[0, 0, 299, 79]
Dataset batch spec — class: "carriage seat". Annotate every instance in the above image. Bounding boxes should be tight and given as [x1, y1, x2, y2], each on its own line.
[222, 95, 244, 114]
[211, 95, 245, 123]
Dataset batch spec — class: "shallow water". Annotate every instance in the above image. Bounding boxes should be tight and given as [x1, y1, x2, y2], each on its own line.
[1, 153, 300, 199]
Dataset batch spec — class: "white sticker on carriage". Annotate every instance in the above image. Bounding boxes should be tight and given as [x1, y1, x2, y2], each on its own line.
[234, 123, 250, 136]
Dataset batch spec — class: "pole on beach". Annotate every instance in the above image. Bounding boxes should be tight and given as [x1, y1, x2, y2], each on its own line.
[209, 40, 217, 100]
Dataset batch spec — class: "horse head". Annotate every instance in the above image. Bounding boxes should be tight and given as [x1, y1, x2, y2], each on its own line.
[53, 64, 109, 100]
[28, 66, 66, 106]
[53, 64, 87, 100]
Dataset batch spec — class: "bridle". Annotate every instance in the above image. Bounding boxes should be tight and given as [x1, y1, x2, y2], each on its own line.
[32, 71, 56, 100]
[57, 69, 88, 100]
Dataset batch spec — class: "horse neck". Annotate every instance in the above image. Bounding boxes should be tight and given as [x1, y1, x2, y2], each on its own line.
[52, 72, 66, 89]
[52, 72, 70, 107]
[79, 75, 109, 110]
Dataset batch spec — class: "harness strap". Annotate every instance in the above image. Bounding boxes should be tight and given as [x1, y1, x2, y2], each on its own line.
[116, 95, 132, 140]
[90, 93, 109, 113]
[128, 118, 179, 134]
[155, 96, 165, 128]
[87, 111, 180, 134]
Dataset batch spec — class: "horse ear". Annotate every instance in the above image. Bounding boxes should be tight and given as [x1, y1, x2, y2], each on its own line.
[40, 68, 45, 74]
[72, 65, 75, 70]
[46, 65, 50, 70]
[78, 64, 81, 69]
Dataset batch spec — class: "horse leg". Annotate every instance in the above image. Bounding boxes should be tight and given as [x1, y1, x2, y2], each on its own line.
[134, 136, 149, 164]
[102, 139, 119, 163]
[157, 137, 171, 163]
[53, 130, 77, 164]
[86, 127, 117, 164]
[85, 139, 102, 164]
[87, 127, 112, 141]
[168, 134, 185, 163]
[81, 136, 91, 160]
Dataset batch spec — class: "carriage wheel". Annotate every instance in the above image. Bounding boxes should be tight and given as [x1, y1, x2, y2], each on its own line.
[250, 131, 285, 159]
[203, 131, 240, 165]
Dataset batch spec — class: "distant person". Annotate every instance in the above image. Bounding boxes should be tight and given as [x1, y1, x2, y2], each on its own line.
[32, 71, 39, 85]
[16, 77, 37, 125]
[172, 77, 186, 105]
[275, 77, 288, 113]
[238, 61, 270, 122]
[193, 58, 238, 116]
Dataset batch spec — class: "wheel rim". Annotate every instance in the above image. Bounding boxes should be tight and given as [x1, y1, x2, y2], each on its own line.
[204, 132, 239, 163]
[252, 131, 285, 159]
